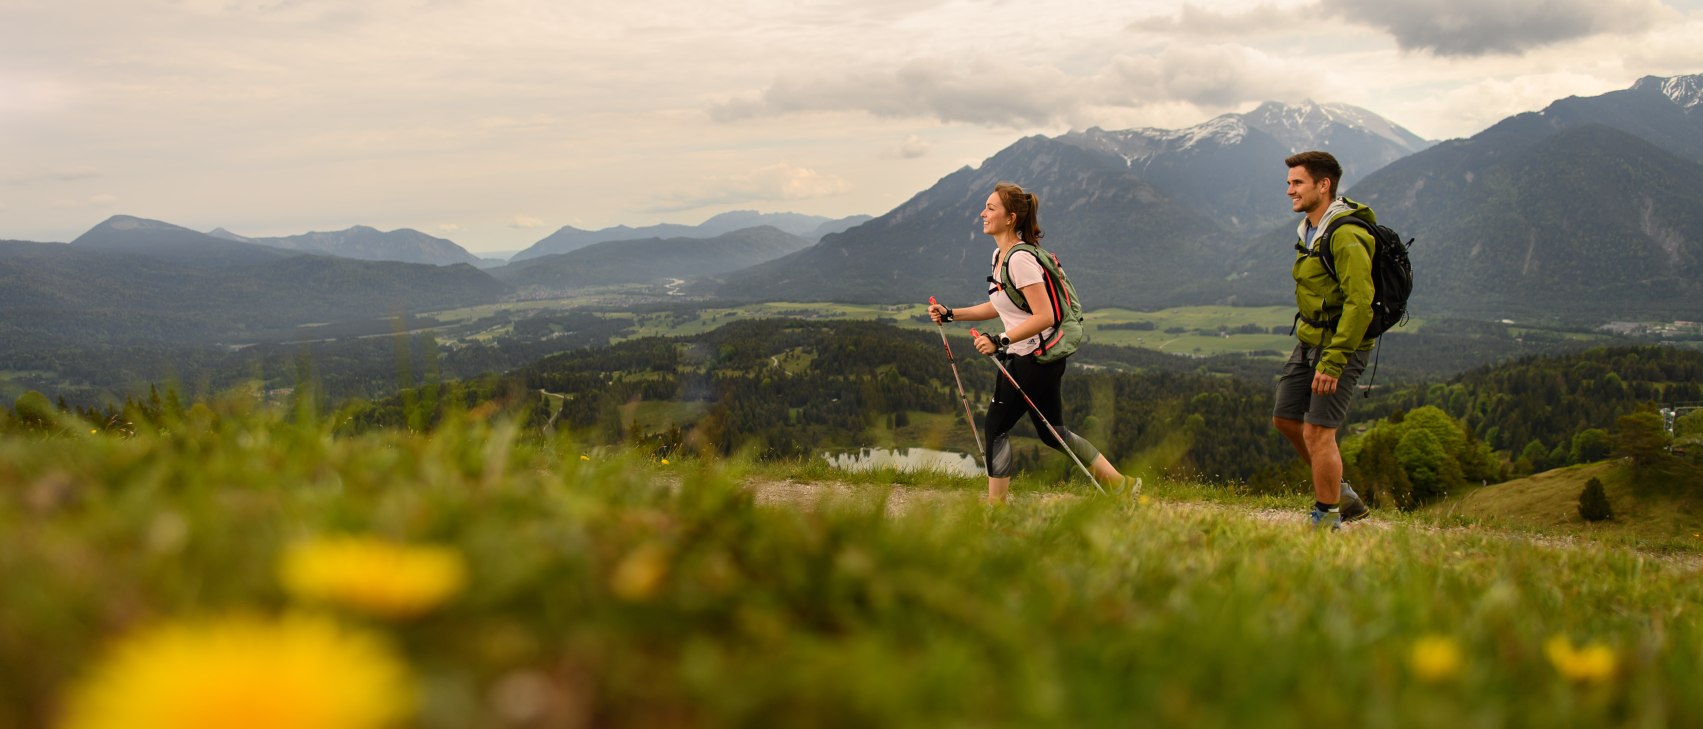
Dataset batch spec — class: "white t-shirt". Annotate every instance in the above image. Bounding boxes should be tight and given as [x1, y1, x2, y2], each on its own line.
[988, 247, 1047, 356]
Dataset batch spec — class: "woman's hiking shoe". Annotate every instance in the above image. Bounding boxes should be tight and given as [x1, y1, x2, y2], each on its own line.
[1339, 481, 1370, 523]
[1309, 507, 1342, 531]
[1114, 476, 1142, 498]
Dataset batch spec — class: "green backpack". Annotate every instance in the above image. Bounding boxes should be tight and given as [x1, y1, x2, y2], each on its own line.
[997, 243, 1087, 364]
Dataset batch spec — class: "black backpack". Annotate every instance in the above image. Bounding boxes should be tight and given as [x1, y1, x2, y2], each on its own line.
[1304, 216, 1415, 339]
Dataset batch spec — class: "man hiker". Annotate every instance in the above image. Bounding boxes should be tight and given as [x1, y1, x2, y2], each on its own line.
[1273, 150, 1372, 529]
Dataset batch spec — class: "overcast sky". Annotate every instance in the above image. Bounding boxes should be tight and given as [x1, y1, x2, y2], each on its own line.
[5, 0, 1703, 252]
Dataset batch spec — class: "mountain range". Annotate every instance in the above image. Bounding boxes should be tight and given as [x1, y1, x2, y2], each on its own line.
[711, 75, 1703, 322]
[8, 74, 1702, 352]
[704, 100, 1434, 310]
[209, 225, 484, 267]
[495, 226, 815, 288]
[1345, 75, 1703, 319]
[510, 210, 872, 262]
[1059, 100, 1432, 230]
[1, 216, 506, 347]
[697, 136, 1237, 310]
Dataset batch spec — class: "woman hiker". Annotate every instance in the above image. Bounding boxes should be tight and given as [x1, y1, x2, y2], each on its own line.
[928, 181, 1134, 504]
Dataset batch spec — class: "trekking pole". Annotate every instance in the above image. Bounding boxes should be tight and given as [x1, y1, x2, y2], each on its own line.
[970, 328, 1105, 494]
[929, 297, 985, 472]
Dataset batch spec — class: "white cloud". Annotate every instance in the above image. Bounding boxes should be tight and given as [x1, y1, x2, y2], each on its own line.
[5, 167, 100, 186]
[89, 193, 116, 207]
[1621, 15, 1703, 71]
[1421, 74, 1624, 135]
[0, 72, 77, 115]
[1127, 2, 1315, 37]
[644, 163, 850, 213]
[510, 215, 545, 229]
[436, 223, 463, 233]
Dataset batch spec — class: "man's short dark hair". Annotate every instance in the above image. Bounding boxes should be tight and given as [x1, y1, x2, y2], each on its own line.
[1285, 151, 1343, 197]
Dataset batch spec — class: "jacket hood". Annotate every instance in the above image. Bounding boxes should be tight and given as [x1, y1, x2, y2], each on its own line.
[1297, 197, 1378, 250]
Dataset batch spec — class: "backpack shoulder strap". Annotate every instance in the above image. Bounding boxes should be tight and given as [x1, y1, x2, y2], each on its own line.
[999, 244, 1046, 313]
[1315, 215, 1375, 282]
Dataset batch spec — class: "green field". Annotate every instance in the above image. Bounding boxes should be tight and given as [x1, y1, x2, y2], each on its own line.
[1086, 305, 1299, 357]
[4, 402, 1700, 728]
[431, 295, 1349, 360]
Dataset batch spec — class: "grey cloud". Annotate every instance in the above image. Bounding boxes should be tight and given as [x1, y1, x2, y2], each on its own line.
[712, 47, 1300, 127]
[892, 135, 931, 159]
[1322, 0, 1673, 56]
[1107, 45, 1306, 108]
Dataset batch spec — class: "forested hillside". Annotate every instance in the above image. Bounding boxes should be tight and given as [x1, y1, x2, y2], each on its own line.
[346, 319, 1307, 483]
[1361, 346, 1703, 462]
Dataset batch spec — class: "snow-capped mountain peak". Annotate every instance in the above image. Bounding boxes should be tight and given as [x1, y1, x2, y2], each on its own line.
[1631, 74, 1703, 111]
[1244, 100, 1428, 152]
[1661, 74, 1703, 110]
[1061, 100, 1429, 167]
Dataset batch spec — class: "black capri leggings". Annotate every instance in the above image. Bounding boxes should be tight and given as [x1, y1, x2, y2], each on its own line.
[983, 353, 1100, 478]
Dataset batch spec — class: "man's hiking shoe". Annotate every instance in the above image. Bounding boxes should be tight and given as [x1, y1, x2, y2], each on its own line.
[1309, 507, 1341, 531]
[1114, 475, 1142, 498]
[1339, 481, 1370, 523]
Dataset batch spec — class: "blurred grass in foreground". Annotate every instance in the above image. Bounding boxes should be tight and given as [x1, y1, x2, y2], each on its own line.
[1, 397, 1699, 728]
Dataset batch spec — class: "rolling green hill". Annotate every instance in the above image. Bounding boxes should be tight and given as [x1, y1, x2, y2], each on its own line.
[1427, 460, 1703, 549]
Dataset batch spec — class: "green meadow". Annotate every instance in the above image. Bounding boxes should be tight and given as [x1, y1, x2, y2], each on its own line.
[3, 401, 1699, 728]
[1085, 305, 1299, 357]
[432, 297, 1347, 360]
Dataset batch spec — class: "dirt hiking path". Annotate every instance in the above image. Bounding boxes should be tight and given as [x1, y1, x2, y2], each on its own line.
[734, 477, 1703, 573]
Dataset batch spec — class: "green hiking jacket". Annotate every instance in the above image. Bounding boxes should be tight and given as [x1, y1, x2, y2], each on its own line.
[1293, 197, 1377, 378]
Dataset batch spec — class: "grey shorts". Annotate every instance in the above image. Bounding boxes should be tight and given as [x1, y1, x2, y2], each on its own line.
[1272, 343, 1370, 429]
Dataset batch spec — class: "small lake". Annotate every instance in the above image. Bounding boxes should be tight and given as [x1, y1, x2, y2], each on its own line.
[822, 447, 981, 478]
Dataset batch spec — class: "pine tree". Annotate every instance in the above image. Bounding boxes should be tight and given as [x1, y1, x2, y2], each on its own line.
[1578, 477, 1613, 522]
[1612, 412, 1672, 469]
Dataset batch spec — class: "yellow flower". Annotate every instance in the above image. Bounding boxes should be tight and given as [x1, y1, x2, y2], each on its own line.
[280, 536, 467, 619]
[580, 455, 591, 461]
[1137, 494, 1152, 506]
[1408, 635, 1463, 683]
[61, 613, 412, 729]
[1545, 635, 1617, 683]
[660, 458, 670, 465]
[610, 543, 671, 601]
